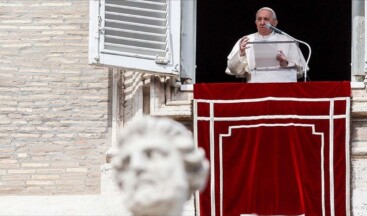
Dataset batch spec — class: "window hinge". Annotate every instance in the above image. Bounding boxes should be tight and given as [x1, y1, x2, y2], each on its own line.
[98, 16, 104, 34]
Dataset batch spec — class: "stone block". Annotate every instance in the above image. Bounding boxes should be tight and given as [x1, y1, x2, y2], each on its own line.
[26, 180, 54, 186]
[31, 175, 60, 180]
[65, 168, 88, 173]
[7, 169, 36, 174]
[21, 163, 50, 168]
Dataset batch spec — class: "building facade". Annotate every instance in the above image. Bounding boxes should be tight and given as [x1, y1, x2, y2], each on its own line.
[0, 0, 366, 215]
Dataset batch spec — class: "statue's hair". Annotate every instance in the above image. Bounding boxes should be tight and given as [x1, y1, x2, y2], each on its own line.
[256, 7, 277, 19]
[114, 116, 209, 197]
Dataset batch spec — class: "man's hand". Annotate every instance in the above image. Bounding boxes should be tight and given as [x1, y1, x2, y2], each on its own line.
[276, 50, 288, 67]
[239, 36, 249, 57]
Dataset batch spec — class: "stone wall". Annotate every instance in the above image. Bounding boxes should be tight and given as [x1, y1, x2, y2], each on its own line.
[351, 88, 367, 215]
[0, 0, 109, 195]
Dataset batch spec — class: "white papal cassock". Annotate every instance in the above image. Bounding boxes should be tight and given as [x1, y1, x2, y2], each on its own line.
[225, 31, 308, 83]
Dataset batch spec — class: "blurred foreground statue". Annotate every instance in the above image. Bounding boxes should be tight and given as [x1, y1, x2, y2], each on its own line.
[111, 116, 209, 216]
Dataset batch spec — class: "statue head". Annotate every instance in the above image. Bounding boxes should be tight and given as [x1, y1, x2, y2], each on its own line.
[111, 116, 209, 216]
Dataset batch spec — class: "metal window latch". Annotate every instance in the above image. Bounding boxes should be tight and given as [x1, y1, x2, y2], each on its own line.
[155, 56, 169, 65]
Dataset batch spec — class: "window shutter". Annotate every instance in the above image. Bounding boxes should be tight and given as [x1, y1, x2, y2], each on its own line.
[89, 0, 181, 75]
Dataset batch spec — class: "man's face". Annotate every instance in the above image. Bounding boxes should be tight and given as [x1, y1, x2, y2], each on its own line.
[115, 135, 188, 215]
[255, 9, 278, 36]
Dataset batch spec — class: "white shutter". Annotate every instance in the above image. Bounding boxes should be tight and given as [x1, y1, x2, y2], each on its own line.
[89, 0, 181, 75]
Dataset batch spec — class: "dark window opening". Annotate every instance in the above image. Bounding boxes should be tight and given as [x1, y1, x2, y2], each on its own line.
[196, 1, 351, 83]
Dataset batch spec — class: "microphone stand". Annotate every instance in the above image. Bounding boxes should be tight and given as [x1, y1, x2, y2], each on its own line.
[266, 24, 312, 82]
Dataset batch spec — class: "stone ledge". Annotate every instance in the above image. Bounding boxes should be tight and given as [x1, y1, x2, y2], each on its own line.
[352, 141, 367, 156]
[150, 104, 192, 121]
[351, 100, 367, 117]
[0, 194, 195, 216]
[0, 195, 127, 216]
[350, 86, 366, 117]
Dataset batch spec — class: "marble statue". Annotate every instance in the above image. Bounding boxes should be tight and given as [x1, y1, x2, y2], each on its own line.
[110, 116, 209, 216]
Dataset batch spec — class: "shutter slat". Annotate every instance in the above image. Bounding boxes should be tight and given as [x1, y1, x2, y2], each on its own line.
[105, 12, 166, 26]
[105, 28, 166, 42]
[104, 43, 166, 57]
[107, 0, 166, 11]
[105, 19, 166, 34]
[105, 35, 166, 50]
[105, 4, 166, 19]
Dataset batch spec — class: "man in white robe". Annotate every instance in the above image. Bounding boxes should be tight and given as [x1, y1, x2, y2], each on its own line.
[225, 7, 307, 82]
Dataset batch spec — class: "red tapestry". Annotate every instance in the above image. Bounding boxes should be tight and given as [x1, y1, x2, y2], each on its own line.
[194, 82, 351, 216]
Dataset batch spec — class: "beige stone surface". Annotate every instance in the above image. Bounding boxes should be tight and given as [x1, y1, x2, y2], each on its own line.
[0, 0, 109, 194]
[0, 195, 128, 216]
[0, 195, 196, 216]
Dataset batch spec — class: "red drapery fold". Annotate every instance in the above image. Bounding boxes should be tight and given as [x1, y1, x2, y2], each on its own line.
[194, 82, 351, 216]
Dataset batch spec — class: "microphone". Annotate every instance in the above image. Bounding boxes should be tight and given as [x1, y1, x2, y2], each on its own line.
[265, 23, 284, 34]
[264, 22, 312, 82]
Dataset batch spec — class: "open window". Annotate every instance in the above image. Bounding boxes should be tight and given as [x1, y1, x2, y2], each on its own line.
[196, 1, 352, 83]
[89, 0, 192, 78]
